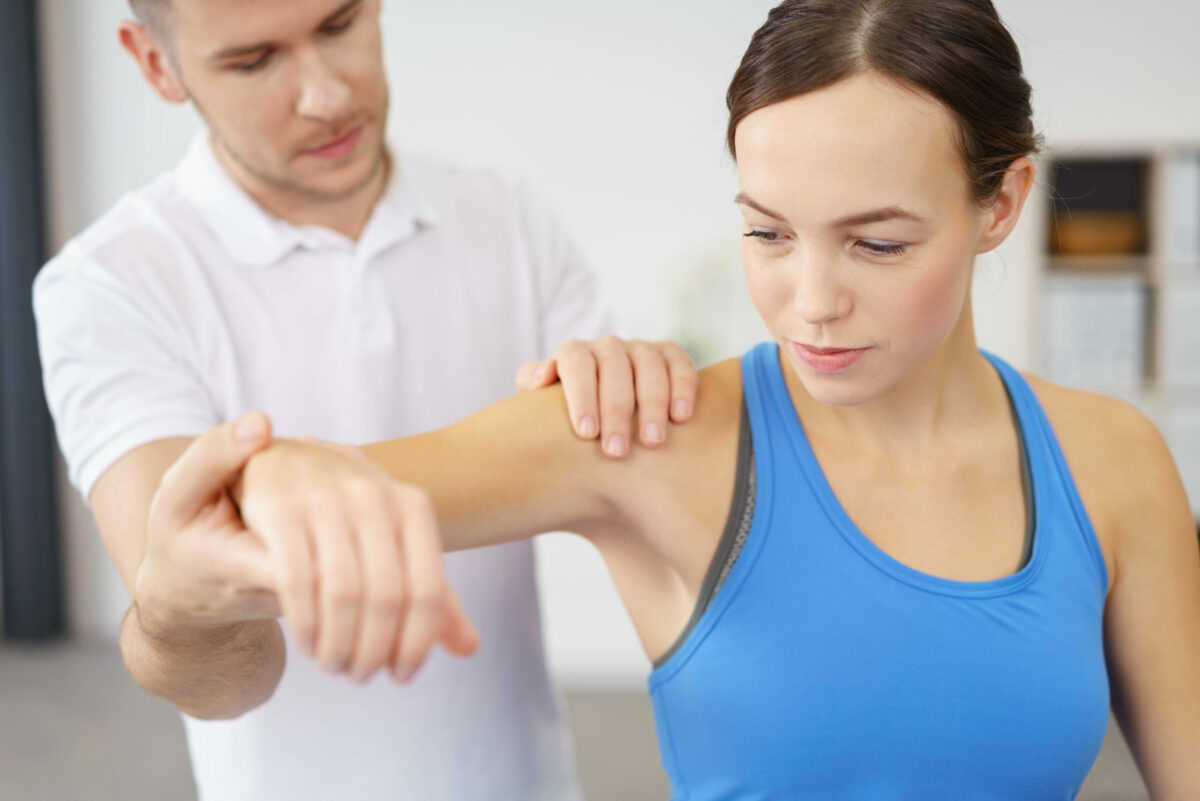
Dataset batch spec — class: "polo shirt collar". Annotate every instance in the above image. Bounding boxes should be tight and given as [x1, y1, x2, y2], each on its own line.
[176, 131, 439, 267]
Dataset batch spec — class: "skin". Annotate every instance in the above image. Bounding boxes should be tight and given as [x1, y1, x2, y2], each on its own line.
[92, 0, 701, 715]
[242, 70, 1200, 795]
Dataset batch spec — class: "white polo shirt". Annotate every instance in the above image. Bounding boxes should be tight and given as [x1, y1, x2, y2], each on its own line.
[34, 133, 611, 801]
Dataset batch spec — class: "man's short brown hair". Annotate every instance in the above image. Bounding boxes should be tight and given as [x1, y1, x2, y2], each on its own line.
[128, 0, 173, 38]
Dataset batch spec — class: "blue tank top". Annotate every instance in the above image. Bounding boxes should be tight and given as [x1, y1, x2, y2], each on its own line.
[647, 343, 1111, 800]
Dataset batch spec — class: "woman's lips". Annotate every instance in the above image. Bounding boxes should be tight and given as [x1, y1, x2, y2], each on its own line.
[791, 342, 871, 374]
[304, 125, 363, 161]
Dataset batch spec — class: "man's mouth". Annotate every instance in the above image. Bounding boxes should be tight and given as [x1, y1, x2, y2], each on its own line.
[303, 124, 365, 160]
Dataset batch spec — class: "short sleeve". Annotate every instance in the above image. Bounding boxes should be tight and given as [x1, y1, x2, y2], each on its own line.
[33, 251, 219, 500]
[515, 187, 616, 354]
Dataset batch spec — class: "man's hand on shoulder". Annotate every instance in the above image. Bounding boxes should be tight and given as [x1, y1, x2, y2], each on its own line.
[516, 336, 698, 458]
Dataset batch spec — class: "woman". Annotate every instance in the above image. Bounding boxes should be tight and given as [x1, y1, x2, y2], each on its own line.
[240, 0, 1200, 797]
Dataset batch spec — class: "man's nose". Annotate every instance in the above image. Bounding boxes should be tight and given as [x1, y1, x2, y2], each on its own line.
[294, 49, 352, 123]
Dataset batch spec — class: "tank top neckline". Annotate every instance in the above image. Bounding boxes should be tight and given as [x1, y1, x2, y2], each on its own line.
[759, 344, 1050, 599]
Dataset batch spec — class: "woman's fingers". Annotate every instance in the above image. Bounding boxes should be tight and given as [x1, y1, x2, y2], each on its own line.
[310, 503, 363, 674]
[344, 494, 407, 683]
[391, 486, 453, 682]
[241, 441, 477, 683]
[263, 510, 319, 657]
[438, 588, 481, 657]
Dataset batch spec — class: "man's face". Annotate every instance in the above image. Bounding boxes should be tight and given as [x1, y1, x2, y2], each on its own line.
[166, 0, 389, 203]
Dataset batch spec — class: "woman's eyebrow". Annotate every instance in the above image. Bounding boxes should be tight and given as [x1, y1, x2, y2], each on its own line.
[735, 193, 931, 228]
[831, 207, 931, 227]
[733, 193, 787, 221]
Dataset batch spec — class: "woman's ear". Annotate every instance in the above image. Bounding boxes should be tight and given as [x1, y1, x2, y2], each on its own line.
[977, 156, 1036, 254]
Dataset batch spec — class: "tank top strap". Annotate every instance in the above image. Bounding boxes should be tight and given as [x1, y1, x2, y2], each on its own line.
[981, 350, 1110, 591]
[741, 343, 784, 467]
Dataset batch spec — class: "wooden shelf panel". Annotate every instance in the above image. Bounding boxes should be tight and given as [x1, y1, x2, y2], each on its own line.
[1045, 255, 1153, 276]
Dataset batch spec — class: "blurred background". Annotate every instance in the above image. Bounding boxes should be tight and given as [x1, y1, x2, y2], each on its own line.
[2, 0, 1198, 798]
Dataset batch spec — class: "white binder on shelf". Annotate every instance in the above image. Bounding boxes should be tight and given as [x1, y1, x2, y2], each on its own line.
[1163, 286, 1200, 388]
[1043, 274, 1148, 388]
[1166, 151, 1200, 270]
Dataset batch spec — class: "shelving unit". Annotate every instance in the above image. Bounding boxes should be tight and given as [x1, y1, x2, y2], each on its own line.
[1036, 144, 1200, 520]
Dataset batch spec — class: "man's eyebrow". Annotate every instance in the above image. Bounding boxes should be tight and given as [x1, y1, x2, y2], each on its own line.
[210, 0, 363, 60]
[734, 192, 931, 228]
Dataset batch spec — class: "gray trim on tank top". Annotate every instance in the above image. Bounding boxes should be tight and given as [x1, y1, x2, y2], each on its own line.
[651, 382, 1036, 672]
[652, 401, 756, 670]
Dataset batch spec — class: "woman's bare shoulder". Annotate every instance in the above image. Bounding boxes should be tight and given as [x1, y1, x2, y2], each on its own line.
[1023, 372, 1160, 449]
[694, 357, 745, 416]
[1022, 372, 1190, 585]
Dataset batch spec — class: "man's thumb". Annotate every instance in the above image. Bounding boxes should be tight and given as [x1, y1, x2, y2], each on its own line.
[154, 412, 272, 531]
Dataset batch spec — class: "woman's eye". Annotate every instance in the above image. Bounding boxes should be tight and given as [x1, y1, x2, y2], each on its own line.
[744, 230, 783, 243]
[859, 240, 907, 256]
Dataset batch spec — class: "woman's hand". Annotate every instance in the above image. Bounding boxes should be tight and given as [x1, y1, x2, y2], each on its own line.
[235, 436, 479, 684]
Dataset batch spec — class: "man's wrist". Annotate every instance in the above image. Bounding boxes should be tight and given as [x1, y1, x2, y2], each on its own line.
[131, 596, 248, 651]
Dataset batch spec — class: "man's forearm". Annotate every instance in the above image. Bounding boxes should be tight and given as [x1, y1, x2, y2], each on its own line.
[120, 604, 286, 720]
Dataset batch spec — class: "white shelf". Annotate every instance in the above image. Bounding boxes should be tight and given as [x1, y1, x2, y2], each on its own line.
[1039, 143, 1200, 518]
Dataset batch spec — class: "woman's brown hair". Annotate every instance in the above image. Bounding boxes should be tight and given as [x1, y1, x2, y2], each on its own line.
[726, 0, 1041, 206]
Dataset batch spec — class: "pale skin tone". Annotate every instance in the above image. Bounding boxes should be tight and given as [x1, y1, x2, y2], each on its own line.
[91, 0, 699, 718]
[240, 72, 1200, 796]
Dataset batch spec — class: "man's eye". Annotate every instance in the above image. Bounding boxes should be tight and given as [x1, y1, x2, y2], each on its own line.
[233, 51, 273, 72]
[323, 18, 355, 35]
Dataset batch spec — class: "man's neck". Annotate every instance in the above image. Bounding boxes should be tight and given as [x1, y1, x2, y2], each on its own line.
[211, 136, 389, 242]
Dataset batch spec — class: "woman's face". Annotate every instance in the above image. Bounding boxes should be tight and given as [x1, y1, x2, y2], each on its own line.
[734, 71, 998, 407]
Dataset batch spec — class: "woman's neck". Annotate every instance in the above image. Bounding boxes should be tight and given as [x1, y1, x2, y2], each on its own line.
[782, 308, 1011, 464]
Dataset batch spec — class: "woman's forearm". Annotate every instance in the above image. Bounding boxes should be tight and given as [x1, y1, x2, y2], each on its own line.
[359, 385, 617, 551]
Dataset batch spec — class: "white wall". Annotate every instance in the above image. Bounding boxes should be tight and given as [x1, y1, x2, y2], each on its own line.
[36, 0, 1200, 687]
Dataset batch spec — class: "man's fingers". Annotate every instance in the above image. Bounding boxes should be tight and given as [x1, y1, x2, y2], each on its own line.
[592, 335, 635, 458]
[659, 341, 699, 422]
[514, 359, 559, 392]
[629, 340, 671, 448]
[155, 412, 272, 531]
[390, 487, 452, 681]
[553, 341, 601, 441]
[344, 499, 406, 683]
[203, 495, 277, 594]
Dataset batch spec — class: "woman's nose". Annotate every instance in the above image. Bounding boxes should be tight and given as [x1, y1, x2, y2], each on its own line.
[792, 252, 852, 326]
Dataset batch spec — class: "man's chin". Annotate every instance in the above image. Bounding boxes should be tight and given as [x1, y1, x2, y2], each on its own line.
[292, 146, 388, 203]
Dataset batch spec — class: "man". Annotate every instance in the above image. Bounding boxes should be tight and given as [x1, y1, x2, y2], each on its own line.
[33, 0, 697, 798]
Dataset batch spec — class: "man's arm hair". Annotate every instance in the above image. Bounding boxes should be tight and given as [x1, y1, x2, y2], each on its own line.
[92, 439, 286, 719]
[120, 603, 285, 720]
